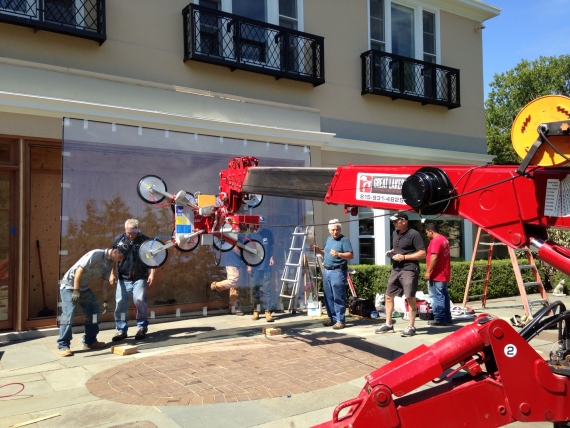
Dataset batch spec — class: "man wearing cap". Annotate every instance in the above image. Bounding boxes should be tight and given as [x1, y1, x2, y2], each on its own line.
[57, 246, 128, 357]
[376, 212, 426, 337]
[110, 219, 157, 342]
[311, 219, 353, 330]
[247, 217, 275, 322]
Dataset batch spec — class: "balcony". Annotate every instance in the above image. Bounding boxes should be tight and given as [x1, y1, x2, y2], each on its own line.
[183, 4, 324, 87]
[0, 0, 106, 44]
[361, 50, 460, 109]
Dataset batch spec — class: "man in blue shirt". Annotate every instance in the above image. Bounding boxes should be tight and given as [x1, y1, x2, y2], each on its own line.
[248, 217, 275, 322]
[311, 219, 353, 329]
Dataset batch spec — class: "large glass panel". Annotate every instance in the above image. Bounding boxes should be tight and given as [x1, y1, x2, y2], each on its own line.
[61, 119, 313, 320]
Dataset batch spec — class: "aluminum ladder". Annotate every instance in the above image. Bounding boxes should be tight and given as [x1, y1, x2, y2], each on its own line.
[278, 226, 309, 313]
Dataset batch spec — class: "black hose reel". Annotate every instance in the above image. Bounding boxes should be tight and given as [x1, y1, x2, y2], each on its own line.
[401, 167, 453, 215]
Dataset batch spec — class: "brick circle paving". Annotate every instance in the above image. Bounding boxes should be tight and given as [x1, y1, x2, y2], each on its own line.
[86, 335, 392, 406]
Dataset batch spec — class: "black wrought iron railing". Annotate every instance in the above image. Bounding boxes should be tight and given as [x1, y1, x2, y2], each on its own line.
[361, 50, 460, 109]
[183, 4, 324, 86]
[0, 0, 105, 43]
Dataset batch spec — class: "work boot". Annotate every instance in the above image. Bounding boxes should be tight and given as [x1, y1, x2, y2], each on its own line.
[265, 310, 274, 323]
[59, 348, 73, 357]
[252, 310, 260, 320]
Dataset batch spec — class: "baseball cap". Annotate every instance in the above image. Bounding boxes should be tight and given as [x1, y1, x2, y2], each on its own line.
[116, 239, 132, 258]
[389, 212, 408, 221]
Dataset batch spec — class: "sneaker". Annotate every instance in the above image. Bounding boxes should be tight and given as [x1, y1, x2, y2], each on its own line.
[332, 322, 345, 330]
[135, 328, 148, 340]
[323, 319, 334, 327]
[401, 326, 416, 337]
[375, 324, 394, 334]
[428, 321, 447, 327]
[83, 341, 106, 350]
[112, 332, 127, 342]
[59, 348, 73, 357]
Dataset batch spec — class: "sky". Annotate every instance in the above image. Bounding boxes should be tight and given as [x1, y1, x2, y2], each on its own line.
[482, 0, 570, 100]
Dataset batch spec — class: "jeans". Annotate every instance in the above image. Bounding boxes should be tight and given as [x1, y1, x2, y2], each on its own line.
[252, 269, 273, 310]
[57, 288, 100, 350]
[428, 280, 452, 323]
[323, 269, 347, 324]
[115, 277, 148, 333]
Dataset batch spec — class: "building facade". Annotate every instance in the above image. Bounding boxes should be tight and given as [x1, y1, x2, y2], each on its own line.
[0, 0, 499, 332]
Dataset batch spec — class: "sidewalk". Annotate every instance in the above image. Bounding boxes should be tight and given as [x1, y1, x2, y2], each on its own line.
[0, 294, 568, 428]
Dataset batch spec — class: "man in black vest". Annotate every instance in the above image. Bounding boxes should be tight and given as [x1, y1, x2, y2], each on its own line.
[110, 218, 157, 341]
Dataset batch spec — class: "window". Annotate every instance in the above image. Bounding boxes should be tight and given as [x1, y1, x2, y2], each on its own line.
[196, 0, 223, 56]
[358, 208, 375, 265]
[279, 0, 297, 29]
[367, 1, 440, 98]
[368, 1, 439, 63]
[423, 10, 436, 63]
[370, 0, 384, 51]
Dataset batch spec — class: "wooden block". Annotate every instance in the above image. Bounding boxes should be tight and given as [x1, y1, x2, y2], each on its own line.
[110, 345, 138, 356]
[264, 328, 281, 336]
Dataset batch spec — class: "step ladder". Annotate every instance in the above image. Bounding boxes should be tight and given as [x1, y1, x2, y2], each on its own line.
[462, 227, 502, 308]
[462, 227, 550, 317]
[279, 226, 310, 313]
[508, 246, 549, 316]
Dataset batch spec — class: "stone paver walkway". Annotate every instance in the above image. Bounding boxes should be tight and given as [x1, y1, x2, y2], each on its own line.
[86, 334, 391, 406]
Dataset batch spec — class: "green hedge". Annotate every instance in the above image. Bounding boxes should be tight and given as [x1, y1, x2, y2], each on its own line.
[347, 258, 564, 303]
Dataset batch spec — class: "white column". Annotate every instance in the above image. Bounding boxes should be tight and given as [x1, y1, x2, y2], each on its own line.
[375, 209, 391, 266]
[463, 219, 474, 262]
[349, 212, 360, 263]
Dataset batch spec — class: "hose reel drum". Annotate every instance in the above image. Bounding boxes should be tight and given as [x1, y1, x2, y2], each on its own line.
[401, 167, 453, 215]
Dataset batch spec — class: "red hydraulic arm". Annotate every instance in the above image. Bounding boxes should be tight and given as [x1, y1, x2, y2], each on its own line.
[313, 315, 570, 428]
[217, 96, 570, 427]
[220, 162, 570, 275]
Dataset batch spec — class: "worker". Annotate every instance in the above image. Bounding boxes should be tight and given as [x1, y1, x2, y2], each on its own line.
[57, 245, 129, 357]
[248, 216, 275, 322]
[311, 219, 353, 330]
[424, 222, 453, 326]
[376, 212, 426, 337]
[110, 219, 158, 342]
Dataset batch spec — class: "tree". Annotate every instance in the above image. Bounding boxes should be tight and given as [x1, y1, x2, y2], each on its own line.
[485, 55, 570, 165]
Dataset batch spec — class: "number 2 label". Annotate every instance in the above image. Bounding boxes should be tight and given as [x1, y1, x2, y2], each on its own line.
[504, 344, 517, 357]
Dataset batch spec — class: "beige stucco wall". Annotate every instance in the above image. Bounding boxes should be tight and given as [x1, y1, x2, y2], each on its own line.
[0, 0, 494, 154]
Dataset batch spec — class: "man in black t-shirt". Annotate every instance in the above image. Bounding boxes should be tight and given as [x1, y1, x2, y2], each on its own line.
[376, 212, 425, 337]
[109, 219, 157, 341]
